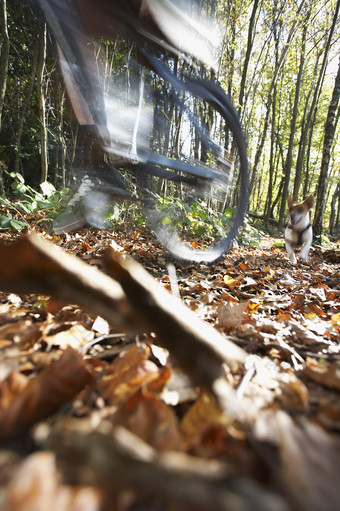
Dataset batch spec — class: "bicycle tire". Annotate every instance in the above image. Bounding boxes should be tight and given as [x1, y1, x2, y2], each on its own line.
[141, 77, 249, 264]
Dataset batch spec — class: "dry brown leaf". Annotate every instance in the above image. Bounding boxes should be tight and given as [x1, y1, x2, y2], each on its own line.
[104, 247, 247, 410]
[0, 319, 41, 348]
[99, 344, 161, 405]
[45, 324, 94, 350]
[0, 234, 247, 410]
[274, 372, 309, 413]
[304, 361, 340, 392]
[53, 425, 285, 511]
[255, 411, 340, 511]
[114, 390, 183, 451]
[0, 233, 141, 332]
[0, 371, 28, 413]
[217, 302, 249, 328]
[5, 451, 102, 511]
[181, 392, 228, 441]
[219, 291, 239, 303]
[0, 348, 93, 440]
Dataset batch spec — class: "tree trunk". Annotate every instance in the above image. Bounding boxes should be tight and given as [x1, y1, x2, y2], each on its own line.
[250, 92, 272, 197]
[250, 0, 307, 200]
[55, 84, 66, 187]
[313, 53, 340, 238]
[227, 36, 235, 100]
[238, 0, 259, 114]
[328, 182, 339, 238]
[14, 37, 39, 176]
[264, 22, 280, 229]
[335, 185, 340, 240]
[264, 85, 278, 230]
[277, 30, 306, 230]
[0, 0, 9, 133]
[37, 21, 48, 183]
[294, 50, 321, 199]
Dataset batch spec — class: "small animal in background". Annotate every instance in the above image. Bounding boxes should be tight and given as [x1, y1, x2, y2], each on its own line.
[285, 195, 314, 264]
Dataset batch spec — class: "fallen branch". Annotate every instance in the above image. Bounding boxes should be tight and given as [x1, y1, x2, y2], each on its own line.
[0, 233, 247, 415]
[52, 424, 288, 511]
[104, 247, 246, 391]
[0, 233, 144, 331]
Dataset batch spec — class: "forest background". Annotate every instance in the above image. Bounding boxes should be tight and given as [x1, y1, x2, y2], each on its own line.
[0, 0, 339, 243]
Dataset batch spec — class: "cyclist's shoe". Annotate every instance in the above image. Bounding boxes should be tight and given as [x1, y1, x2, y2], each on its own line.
[53, 124, 132, 233]
[53, 200, 88, 233]
[53, 170, 132, 233]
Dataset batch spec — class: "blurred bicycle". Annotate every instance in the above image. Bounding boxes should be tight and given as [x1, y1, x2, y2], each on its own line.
[32, 0, 248, 263]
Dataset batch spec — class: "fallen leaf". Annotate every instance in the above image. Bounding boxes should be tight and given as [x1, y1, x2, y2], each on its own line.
[223, 275, 236, 287]
[304, 361, 340, 392]
[218, 302, 249, 328]
[99, 345, 161, 405]
[45, 324, 94, 350]
[0, 371, 28, 412]
[310, 287, 327, 302]
[6, 451, 102, 511]
[248, 300, 263, 312]
[0, 320, 41, 348]
[255, 411, 340, 511]
[219, 291, 239, 303]
[114, 391, 183, 451]
[331, 313, 340, 326]
[181, 392, 227, 441]
[0, 348, 93, 440]
[241, 277, 257, 288]
[92, 316, 109, 335]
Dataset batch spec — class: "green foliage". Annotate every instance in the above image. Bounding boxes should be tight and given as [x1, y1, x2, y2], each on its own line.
[108, 201, 146, 228]
[1, 0, 340, 239]
[108, 190, 266, 249]
[238, 216, 265, 247]
[0, 172, 71, 232]
[150, 193, 234, 241]
[0, 212, 27, 232]
[313, 234, 339, 250]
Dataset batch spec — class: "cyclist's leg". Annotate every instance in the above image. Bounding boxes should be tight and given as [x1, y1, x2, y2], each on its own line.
[58, 48, 94, 127]
[36, 0, 132, 232]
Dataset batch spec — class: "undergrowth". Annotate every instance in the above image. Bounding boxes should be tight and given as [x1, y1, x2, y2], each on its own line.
[1, 173, 337, 252]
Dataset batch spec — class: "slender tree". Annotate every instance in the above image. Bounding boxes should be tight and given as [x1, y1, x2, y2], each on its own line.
[293, 50, 322, 199]
[36, 21, 48, 183]
[238, 0, 260, 114]
[277, 28, 306, 230]
[250, 0, 307, 197]
[264, 25, 280, 229]
[14, 37, 39, 175]
[314, 52, 340, 237]
[329, 181, 340, 238]
[0, 0, 9, 133]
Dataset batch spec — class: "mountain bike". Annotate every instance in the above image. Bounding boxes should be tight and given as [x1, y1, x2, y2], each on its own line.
[33, 0, 249, 263]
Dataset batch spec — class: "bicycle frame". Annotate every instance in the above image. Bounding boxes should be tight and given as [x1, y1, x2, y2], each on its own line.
[33, 0, 229, 185]
[32, 0, 248, 263]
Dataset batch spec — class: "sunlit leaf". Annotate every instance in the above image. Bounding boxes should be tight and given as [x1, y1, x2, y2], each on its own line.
[331, 313, 340, 326]
[40, 181, 56, 197]
[223, 275, 235, 287]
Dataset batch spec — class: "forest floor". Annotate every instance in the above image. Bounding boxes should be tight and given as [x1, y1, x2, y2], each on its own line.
[0, 223, 339, 511]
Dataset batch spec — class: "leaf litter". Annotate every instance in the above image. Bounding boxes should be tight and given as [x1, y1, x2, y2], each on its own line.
[0, 226, 339, 510]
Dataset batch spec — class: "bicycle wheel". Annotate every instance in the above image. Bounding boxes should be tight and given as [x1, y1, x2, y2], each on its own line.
[141, 77, 249, 264]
